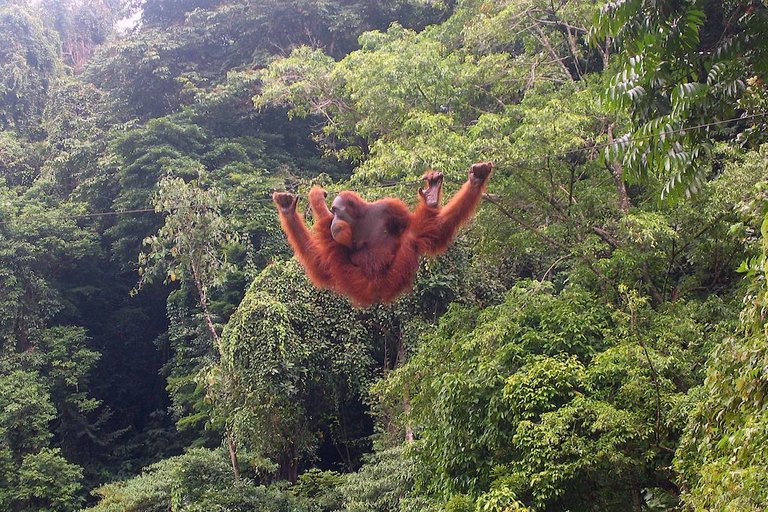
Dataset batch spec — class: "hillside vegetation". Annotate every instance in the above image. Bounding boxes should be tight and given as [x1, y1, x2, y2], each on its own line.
[1, 0, 767, 510]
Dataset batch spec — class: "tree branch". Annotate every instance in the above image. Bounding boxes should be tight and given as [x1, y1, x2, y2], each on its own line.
[483, 193, 609, 282]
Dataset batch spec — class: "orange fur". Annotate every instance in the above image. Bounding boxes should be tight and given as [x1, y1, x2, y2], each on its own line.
[274, 162, 492, 307]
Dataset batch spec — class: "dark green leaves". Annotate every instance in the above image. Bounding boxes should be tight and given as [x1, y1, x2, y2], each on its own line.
[595, 0, 768, 200]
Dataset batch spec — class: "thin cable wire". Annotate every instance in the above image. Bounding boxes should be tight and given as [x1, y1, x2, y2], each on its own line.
[0, 207, 158, 226]
[493, 112, 767, 170]
[1, 113, 764, 226]
[338, 112, 767, 194]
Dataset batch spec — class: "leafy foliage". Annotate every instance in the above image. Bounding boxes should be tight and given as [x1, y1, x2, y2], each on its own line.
[2, 0, 768, 510]
[675, 146, 768, 511]
[220, 260, 373, 478]
[592, 0, 768, 199]
[0, 371, 84, 511]
[375, 280, 732, 510]
[338, 446, 423, 512]
[0, 2, 62, 137]
[85, 448, 313, 512]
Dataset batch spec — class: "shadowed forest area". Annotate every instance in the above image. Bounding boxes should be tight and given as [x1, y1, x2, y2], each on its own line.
[1, 0, 768, 510]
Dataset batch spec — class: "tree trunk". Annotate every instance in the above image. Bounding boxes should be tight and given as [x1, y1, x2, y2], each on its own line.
[227, 434, 241, 481]
[279, 448, 299, 483]
[396, 336, 414, 442]
[631, 483, 643, 512]
[190, 261, 241, 479]
[530, 18, 574, 81]
[606, 124, 631, 214]
[191, 262, 221, 350]
[14, 315, 32, 353]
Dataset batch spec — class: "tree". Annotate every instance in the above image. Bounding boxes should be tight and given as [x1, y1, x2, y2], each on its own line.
[0, 180, 95, 352]
[10, 448, 84, 512]
[337, 446, 423, 512]
[39, 0, 116, 72]
[0, 3, 62, 138]
[85, 448, 313, 512]
[0, 371, 84, 511]
[219, 260, 373, 481]
[139, 175, 235, 348]
[592, 0, 768, 200]
[0, 131, 45, 187]
[374, 278, 733, 511]
[675, 146, 768, 511]
[137, 174, 240, 476]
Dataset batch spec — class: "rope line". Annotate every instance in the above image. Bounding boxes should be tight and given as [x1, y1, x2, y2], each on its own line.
[1, 113, 763, 226]
[0, 207, 157, 226]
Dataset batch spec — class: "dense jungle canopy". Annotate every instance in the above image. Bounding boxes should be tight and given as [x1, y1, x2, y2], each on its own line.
[1, 0, 768, 510]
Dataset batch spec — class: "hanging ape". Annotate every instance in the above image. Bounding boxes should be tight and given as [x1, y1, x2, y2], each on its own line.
[273, 162, 493, 306]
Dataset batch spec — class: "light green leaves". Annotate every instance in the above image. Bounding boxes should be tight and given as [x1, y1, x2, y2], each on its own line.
[137, 174, 235, 294]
